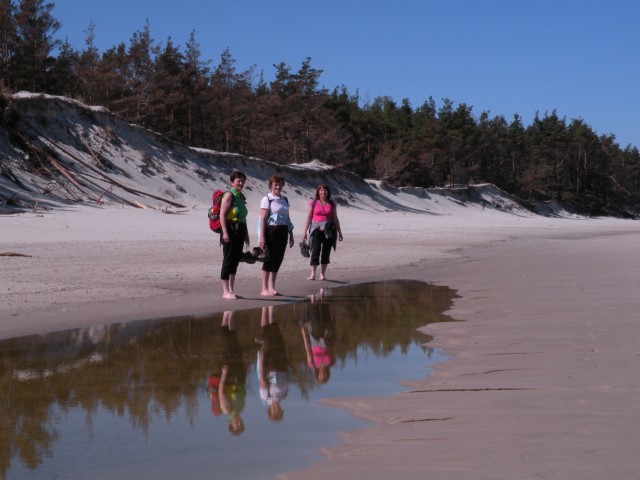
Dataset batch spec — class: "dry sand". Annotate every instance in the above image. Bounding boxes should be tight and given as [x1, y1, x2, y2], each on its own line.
[2, 206, 640, 479]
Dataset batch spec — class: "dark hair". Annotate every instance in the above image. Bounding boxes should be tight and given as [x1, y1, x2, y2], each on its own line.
[268, 174, 285, 188]
[314, 184, 331, 200]
[230, 170, 246, 182]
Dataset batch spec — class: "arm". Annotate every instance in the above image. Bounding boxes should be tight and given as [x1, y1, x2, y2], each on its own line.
[219, 365, 231, 414]
[301, 325, 313, 366]
[301, 203, 313, 241]
[332, 204, 343, 241]
[259, 206, 269, 249]
[258, 349, 268, 388]
[287, 211, 295, 248]
[288, 228, 294, 248]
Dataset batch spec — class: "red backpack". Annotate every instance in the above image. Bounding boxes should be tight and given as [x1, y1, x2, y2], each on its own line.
[208, 190, 233, 233]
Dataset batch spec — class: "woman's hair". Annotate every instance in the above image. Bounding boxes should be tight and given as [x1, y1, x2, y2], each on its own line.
[268, 174, 285, 188]
[230, 170, 246, 182]
[316, 365, 331, 384]
[314, 184, 331, 200]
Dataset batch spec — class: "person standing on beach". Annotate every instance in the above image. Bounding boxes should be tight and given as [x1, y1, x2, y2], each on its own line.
[258, 175, 294, 296]
[219, 170, 250, 299]
[301, 184, 343, 281]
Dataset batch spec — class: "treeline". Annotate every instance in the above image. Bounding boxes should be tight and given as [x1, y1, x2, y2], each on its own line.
[2, 1, 640, 214]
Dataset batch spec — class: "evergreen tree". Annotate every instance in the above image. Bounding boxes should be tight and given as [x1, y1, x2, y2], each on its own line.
[12, 0, 60, 92]
[97, 42, 130, 113]
[0, 0, 16, 89]
[126, 20, 157, 124]
[47, 38, 77, 96]
[152, 36, 186, 139]
[182, 30, 210, 145]
[75, 21, 101, 104]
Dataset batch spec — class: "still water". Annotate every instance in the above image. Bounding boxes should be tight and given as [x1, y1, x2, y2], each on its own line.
[0, 280, 457, 479]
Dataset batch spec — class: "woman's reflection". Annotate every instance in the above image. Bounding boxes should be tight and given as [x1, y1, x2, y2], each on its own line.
[208, 310, 248, 435]
[256, 306, 289, 422]
[301, 289, 336, 384]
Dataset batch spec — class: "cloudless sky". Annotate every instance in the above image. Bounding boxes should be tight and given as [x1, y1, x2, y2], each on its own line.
[51, 0, 640, 148]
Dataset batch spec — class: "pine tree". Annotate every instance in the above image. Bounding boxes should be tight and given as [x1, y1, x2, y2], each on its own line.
[74, 21, 101, 104]
[0, 0, 16, 89]
[12, 0, 60, 92]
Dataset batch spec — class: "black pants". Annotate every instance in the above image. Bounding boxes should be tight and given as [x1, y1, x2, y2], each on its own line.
[310, 229, 333, 266]
[220, 325, 247, 384]
[262, 225, 288, 273]
[220, 222, 247, 280]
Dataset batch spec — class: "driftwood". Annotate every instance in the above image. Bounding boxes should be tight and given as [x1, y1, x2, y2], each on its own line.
[40, 136, 186, 208]
[47, 156, 99, 201]
[39, 139, 152, 207]
[0, 252, 32, 257]
[161, 207, 189, 214]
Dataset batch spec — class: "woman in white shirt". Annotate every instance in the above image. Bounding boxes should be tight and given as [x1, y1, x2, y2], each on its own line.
[259, 175, 294, 296]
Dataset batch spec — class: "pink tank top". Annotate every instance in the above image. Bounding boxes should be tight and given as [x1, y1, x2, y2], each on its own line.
[309, 200, 333, 223]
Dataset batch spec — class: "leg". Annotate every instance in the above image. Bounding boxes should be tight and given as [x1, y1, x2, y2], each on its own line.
[320, 264, 328, 281]
[222, 310, 236, 328]
[308, 231, 321, 280]
[319, 235, 332, 280]
[307, 265, 317, 280]
[229, 274, 236, 294]
[268, 271, 279, 295]
[221, 279, 237, 299]
[261, 270, 271, 296]
[220, 225, 244, 299]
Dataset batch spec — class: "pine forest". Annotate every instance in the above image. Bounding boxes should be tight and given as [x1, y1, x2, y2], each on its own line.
[2, 0, 640, 216]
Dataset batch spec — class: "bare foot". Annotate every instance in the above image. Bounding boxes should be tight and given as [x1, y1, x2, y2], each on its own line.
[320, 275, 326, 281]
[260, 290, 272, 296]
[269, 290, 281, 296]
[307, 276, 315, 281]
[223, 292, 238, 300]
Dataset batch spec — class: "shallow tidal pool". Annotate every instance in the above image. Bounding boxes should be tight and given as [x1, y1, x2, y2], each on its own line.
[0, 280, 457, 479]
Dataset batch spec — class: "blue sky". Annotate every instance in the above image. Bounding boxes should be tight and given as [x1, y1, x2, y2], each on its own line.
[51, 0, 639, 148]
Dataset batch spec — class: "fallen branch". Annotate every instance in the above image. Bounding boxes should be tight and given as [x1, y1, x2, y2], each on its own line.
[0, 252, 32, 257]
[39, 136, 186, 208]
[47, 156, 99, 201]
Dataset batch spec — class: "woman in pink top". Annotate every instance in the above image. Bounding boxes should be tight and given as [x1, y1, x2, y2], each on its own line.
[301, 184, 343, 281]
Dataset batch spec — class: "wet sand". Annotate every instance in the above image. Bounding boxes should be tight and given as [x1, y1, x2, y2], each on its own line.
[3, 208, 640, 478]
[282, 228, 640, 479]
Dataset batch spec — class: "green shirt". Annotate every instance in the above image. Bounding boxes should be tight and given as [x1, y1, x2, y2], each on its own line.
[225, 188, 248, 223]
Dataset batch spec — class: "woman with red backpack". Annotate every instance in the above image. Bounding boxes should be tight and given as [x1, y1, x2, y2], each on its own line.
[219, 170, 250, 299]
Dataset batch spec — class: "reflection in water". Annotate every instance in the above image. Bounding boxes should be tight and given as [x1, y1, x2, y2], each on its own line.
[217, 310, 248, 435]
[0, 280, 457, 479]
[257, 306, 289, 422]
[301, 289, 335, 385]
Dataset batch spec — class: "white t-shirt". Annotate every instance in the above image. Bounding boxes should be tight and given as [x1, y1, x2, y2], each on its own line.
[259, 372, 289, 406]
[260, 193, 291, 226]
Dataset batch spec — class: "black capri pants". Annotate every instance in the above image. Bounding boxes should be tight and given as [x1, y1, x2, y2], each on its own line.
[263, 225, 289, 273]
[220, 222, 247, 280]
[309, 229, 333, 266]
